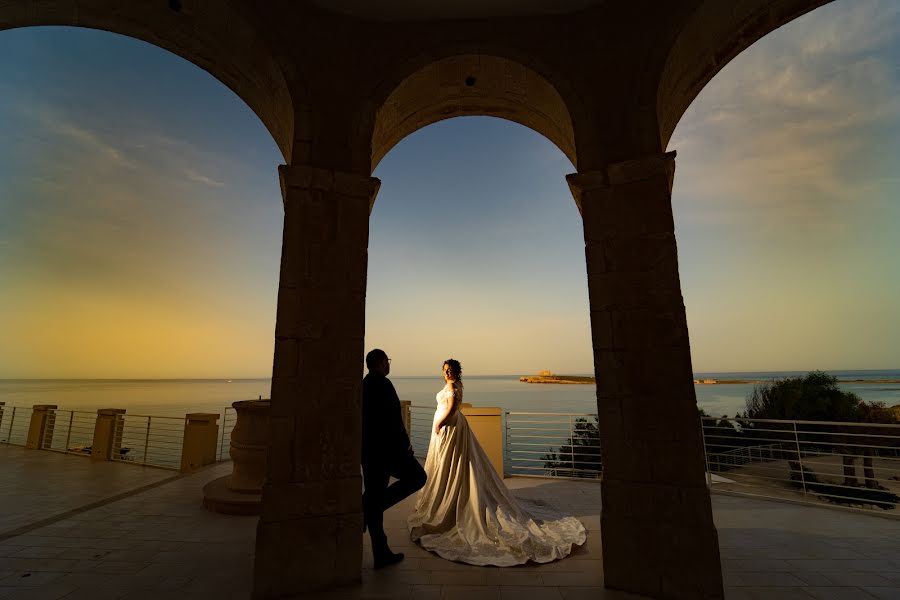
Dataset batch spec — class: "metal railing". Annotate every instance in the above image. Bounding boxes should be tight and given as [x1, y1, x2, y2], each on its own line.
[702, 416, 900, 511]
[7, 397, 899, 515]
[112, 414, 187, 470]
[42, 409, 96, 456]
[0, 405, 33, 446]
[505, 412, 601, 479]
[409, 404, 434, 458]
[708, 442, 785, 468]
[407, 406, 603, 479]
[2, 403, 241, 469]
[218, 406, 237, 461]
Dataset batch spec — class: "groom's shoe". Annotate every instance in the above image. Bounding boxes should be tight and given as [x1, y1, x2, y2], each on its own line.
[373, 550, 404, 570]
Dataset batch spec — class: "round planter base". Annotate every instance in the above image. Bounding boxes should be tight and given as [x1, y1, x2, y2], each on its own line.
[201, 399, 270, 516]
[202, 474, 262, 515]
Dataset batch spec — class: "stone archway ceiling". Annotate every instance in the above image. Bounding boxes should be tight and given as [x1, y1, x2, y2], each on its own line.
[309, 0, 606, 21]
[0, 0, 296, 163]
[371, 54, 577, 171]
[657, 0, 834, 148]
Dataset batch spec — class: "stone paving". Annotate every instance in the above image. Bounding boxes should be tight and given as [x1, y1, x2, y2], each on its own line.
[1, 444, 899, 599]
[0, 445, 176, 538]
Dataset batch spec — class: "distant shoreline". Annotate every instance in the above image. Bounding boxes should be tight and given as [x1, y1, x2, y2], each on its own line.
[520, 376, 900, 385]
[695, 379, 900, 385]
[519, 375, 595, 384]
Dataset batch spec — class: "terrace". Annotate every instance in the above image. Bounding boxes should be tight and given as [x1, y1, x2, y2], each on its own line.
[1, 403, 899, 599]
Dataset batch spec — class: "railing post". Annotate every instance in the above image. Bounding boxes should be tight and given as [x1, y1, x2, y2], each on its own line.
[64, 411, 74, 454]
[0, 402, 4, 441]
[568, 415, 576, 477]
[504, 411, 510, 475]
[181, 413, 221, 473]
[26, 405, 57, 449]
[793, 421, 807, 496]
[700, 416, 712, 487]
[5, 406, 14, 443]
[219, 410, 228, 460]
[143, 417, 151, 464]
[400, 400, 412, 437]
[91, 409, 126, 462]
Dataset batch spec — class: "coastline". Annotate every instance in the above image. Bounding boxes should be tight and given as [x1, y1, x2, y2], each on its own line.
[520, 376, 900, 385]
[695, 379, 900, 385]
[518, 375, 594, 384]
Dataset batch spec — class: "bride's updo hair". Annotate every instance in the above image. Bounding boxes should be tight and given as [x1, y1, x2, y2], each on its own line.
[443, 358, 462, 381]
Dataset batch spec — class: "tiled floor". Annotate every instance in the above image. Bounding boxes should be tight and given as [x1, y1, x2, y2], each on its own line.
[0, 445, 177, 538]
[1, 444, 899, 599]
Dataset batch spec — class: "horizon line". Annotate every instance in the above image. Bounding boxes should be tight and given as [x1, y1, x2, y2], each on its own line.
[1, 367, 899, 382]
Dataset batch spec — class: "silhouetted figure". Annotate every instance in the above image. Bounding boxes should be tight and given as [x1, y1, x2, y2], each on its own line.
[361, 349, 426, 569]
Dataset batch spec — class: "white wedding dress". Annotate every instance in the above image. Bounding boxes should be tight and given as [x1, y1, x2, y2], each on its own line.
[407, 382, 586, 566]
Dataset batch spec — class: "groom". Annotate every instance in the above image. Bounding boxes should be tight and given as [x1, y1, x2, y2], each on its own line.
[361, 349, 427, 569]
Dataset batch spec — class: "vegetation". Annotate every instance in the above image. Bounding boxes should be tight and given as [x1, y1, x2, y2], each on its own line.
[539, 373, 899, 509]
[542, 416, 602, 478]
[788, 462, 899, 510]
[744, 370, 862, 422]
[704, 371, 900, 509]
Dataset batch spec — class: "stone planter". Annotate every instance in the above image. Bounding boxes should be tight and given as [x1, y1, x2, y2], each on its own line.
[202, 399, 270, 515]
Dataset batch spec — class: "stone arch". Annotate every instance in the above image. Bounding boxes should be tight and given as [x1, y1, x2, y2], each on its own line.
[0, 0, 296, 162]
[371, 54, 577, 171]
[656, 0, 834, 148]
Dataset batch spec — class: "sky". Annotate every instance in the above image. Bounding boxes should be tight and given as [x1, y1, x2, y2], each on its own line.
[0, 0, 898, 378]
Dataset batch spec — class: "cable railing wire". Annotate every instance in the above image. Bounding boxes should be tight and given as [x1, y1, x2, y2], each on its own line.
[41, 409, 96, 456]
[0, 405, 33, 446]
[111, 414, 187, 470]
[506, 411, 601, 480]
[701, 416, 900, 512]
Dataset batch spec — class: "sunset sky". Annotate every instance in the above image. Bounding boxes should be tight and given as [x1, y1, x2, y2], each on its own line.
[1, 0, 898, 378]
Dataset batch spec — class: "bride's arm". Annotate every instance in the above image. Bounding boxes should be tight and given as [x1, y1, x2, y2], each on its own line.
[433, 385, 460, 435]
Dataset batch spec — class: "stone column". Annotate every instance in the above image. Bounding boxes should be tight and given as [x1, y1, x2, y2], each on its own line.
[253, 164, 379, 598]
[567, 152, 723, 600]
[180, 413, 220, 473]
[400, 400, 412, 437]
[460, 406, 504, 477]
[25, 404, 57, 449]
[91, 409, 126, 461]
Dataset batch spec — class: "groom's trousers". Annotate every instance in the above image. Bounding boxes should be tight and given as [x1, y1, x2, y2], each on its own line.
[362, 451, 427, 552]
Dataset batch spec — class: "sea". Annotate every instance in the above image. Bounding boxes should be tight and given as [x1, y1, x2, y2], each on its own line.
[1, 369, 899, 419]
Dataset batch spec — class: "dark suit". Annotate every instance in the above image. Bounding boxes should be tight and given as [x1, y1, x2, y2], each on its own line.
[361, 372, 426, 553]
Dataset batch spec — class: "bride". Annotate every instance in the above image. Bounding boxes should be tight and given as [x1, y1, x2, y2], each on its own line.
[407, 358, 586, 566]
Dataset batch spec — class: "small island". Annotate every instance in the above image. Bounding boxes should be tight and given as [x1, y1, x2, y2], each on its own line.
[519, 370, 595, 384]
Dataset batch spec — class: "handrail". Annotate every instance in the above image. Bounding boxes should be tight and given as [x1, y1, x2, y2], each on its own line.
[506, 412, 600, 417]
[702, 416, 900, 429]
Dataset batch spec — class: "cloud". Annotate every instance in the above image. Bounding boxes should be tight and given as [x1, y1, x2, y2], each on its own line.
[48, 120, 139, 170]
[669, 0, 900, 235]
[183, 167, 224, 187]
[11, 98, 233, 192]
[796, 0, 900, 58]
[7, 99, 139, 173]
